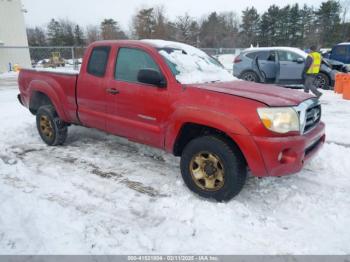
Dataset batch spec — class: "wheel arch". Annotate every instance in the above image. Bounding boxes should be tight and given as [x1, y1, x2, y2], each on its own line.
[29, 91, 53, 114]
[28, 80, 69, 121]
[171, 123, 247, 166]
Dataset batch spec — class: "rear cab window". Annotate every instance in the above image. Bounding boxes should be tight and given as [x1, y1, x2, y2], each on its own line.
[87, 46, 111, 77]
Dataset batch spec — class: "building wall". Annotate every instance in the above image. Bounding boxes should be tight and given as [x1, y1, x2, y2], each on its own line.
[0, 0, 31, 72]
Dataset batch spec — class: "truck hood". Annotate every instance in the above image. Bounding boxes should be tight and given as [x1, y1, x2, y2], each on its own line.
[186, 80, 313, 107]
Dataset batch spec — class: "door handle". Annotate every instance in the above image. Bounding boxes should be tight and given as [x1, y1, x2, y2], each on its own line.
[106, 88, 120, 95]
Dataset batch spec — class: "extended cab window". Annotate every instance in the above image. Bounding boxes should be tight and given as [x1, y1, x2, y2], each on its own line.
[87, 46, 110, 77]
[115, 48, 161, 83]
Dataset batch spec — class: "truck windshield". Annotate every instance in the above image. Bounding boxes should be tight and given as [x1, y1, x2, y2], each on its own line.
[157, 47, 234, 84]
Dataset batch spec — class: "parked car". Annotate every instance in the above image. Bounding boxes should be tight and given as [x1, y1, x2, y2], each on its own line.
[234, 47, 336, 89]
[17, 40, 325, 201]
[329, 42, 350, 65]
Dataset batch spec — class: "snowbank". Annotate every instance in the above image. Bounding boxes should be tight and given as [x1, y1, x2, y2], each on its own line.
[0, 71, 19, 79]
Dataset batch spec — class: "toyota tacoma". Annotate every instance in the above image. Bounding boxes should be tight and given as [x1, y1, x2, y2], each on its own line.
[17, 40, 325, 201]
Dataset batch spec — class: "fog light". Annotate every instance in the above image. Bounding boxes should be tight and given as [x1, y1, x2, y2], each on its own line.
[278, 152, 283, 161]
[278, 149, 297, 164]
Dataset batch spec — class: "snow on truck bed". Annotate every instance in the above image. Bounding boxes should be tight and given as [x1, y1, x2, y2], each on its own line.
[1, 74, 350, 254]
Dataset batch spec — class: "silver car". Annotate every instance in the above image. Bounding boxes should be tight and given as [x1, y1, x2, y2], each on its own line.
[233, 47, 336, 89]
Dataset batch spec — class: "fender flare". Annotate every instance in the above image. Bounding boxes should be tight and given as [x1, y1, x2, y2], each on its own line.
[164, 106, 250, 153]
[28, 79, 69, 122]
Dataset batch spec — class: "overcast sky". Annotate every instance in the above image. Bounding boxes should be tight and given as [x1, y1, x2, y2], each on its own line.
[22, 0, 326, 30]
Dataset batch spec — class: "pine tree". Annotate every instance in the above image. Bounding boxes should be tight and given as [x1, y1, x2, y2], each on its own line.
[132, 8, 156, 39]
[74, 25, 85, 46]
[200, 12, 226, 48]
[240, 7, 260, 47]
[315, 0, 342, 47]
[300, 4, 315, 48]
[100, 19, 127, 40]
[59, 19, 75, 46]
[288, 4, 302, 47]
[47, 19, 62, 46]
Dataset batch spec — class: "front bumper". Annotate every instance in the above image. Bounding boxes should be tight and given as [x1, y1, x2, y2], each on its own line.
[231, 122, 325, 177]
[253, 122, 325, 177]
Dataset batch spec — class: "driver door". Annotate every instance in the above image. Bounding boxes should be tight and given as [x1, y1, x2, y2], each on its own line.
[105, 47, 170, 148]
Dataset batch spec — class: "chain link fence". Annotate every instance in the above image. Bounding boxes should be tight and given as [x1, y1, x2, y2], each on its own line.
[0, 46, 246, 73]
[0, 46, 86, 73]
[201, 48, 245, 56]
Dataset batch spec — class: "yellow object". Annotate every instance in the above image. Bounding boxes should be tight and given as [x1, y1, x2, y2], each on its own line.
[51, 52, 61, 63]
[307, 52, 321, 74]
[13, 64, 21, 72]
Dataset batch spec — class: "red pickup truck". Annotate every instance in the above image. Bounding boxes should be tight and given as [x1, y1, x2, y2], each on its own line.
[18, 40, 325, 201]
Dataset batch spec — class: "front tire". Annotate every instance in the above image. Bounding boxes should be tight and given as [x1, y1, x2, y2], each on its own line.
[315, 72, 330, 90]
[36, 105, 68, 146]
[180, 136, 247, 202]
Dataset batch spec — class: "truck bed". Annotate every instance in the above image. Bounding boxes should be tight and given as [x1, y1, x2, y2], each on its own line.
[18, 69, 80, 123]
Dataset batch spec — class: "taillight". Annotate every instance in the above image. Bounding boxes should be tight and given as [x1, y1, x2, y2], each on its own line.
[234, 57, 242, 64]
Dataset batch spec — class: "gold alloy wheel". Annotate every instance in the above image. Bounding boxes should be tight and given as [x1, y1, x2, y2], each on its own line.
[39, 115, 54, 139]
[189, 151, 225, 191]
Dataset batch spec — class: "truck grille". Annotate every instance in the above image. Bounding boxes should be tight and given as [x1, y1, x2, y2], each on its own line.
[295, 98, 321, 134]
[304, 105, 321, 133]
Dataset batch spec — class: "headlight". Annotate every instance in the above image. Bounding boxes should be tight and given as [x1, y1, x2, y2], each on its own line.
[257, 107, 300, 134]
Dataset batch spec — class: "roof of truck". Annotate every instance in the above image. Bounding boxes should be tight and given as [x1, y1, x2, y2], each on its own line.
[338, 42, 350, 46]
[91, 39, 210, 58]
[91, 39, 196, 50]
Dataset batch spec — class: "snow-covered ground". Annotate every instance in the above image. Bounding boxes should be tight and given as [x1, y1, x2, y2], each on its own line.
[215, 54, 236, 74]
[1, 73, 350, 255]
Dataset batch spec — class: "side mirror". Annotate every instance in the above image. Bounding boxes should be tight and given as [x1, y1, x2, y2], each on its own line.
[295, 58, 304, 64]
[137, 69, 166, 88]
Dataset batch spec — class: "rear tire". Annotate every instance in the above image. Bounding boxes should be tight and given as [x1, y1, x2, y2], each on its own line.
[180, 136, 247, 202]
[36, 105, 67, 146]
[240, 71, 260, 83]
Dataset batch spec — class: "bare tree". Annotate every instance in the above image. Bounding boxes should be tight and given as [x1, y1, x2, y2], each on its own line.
[153, 6, 170, 39]
[341, 0, 350, 23]
[27, 26, 47, 46]
[175, 13, 200, 45]
[86, 25, 101, 44]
